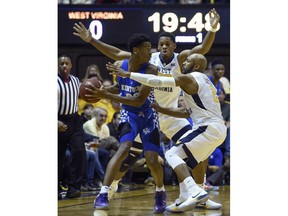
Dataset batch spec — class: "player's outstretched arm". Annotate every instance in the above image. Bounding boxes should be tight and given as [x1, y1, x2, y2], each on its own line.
[178, 8, 220, 65]
[106, 62, 176, 87]
[73, 22, 131, 61]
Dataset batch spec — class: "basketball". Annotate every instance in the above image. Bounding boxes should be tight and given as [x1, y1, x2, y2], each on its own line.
[79, 77, 102, 103]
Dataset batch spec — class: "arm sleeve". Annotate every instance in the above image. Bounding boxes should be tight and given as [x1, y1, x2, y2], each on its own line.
[130, 72, 176, 87]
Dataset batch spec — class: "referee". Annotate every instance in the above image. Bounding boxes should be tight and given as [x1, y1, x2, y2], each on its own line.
[58, 54, 87, 199]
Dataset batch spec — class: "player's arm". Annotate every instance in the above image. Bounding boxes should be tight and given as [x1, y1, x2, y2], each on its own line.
[85, 84, 152, 107]
[103, 82, 120, 94]
[107, 62, 198, 95]
[177, 8, 220, 65]
[151, 102, 191, 118]
[73, 22, 131, 61]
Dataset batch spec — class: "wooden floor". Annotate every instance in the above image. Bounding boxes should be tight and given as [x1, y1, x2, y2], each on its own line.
[58, 184, 230, 216]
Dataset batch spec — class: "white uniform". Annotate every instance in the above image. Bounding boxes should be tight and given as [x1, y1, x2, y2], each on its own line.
[166, 72, 227, 167]
[150, 52, 191, 141]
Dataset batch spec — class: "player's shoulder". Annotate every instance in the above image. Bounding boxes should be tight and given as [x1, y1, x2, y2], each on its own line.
[146, 63, 158, 75]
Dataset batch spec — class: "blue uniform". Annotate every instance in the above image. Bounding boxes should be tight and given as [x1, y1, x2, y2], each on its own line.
[117, 60, 160, 152]
[208, 75, 222, 96]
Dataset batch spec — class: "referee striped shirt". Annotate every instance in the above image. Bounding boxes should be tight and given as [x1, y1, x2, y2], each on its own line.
[58, 74, 80, 115]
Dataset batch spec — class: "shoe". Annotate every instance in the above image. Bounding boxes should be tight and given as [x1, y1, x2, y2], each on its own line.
[60, 182, 68, 191]
[58, 192, 63, 200]
[66, 187, 81, 199]
[165, 198, 185, 213]
[108, 182, 119, 201]
[154, 191, 166, 213]
[81, 182, 98, 191]
[203, 182, 219, 192]
[196, 199, 222, 210]
[94, 193, 109, 210]
[144, 177, 155, 186]
[178, 187, 209, 212]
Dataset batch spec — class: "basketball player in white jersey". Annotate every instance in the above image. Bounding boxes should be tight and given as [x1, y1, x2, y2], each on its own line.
[73, 8, 221, 211]
[106, 53, 227, 212]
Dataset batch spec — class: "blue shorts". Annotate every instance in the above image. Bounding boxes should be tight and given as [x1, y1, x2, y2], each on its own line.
[119, 108, 160, 152]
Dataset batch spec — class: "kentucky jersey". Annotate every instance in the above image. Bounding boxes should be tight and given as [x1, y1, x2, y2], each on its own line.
[117, 59, 160, 152]
[184, 72, 224, 127]
[117, 59, 155, 112]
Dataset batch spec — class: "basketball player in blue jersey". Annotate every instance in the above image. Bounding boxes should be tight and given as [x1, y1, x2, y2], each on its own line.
[73, 8, 221, 211]
[85, 33, 166, 213]
[209, 58, 226, 95]
[106, 53, 227, 213]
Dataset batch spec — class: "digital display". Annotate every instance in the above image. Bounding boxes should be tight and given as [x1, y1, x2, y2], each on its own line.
[58, 5, 229, 45]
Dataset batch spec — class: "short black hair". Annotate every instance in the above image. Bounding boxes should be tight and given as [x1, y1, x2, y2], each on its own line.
[112, 111, 120, 120]
[211, 58, 225, 68]
[158, 32, 176, 43]
[127, 33, 150, 52]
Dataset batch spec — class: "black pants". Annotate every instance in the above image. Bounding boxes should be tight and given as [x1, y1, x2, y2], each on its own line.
[58, 113, 87, 190]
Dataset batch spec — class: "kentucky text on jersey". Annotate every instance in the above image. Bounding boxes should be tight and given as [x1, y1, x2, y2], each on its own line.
[121, 85, 139, 93]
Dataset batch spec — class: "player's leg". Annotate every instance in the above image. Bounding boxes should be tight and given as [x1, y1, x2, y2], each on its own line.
[94, 121, 137, 209]
[108, 144, 143, 200]
[141, 110, 166, 214]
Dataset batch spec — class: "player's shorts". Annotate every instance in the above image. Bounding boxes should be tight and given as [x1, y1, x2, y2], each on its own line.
[171, 121, 227, 166]
[158, 113, 192, 143]
[119, 108, 160, 152]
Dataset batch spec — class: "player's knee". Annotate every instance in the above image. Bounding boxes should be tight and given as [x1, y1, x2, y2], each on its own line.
[145, 152, 159, 167]
[119, 151, 141, 172]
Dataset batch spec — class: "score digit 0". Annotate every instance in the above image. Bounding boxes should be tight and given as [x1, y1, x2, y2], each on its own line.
[89, 20, 103, 40]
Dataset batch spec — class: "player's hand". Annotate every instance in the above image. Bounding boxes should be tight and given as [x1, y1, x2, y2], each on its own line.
[106, 62, 130, 78]
[73, 22, 93, 43]
[85, 84, 107, 99]
[209, 8, 220, 29]
[58, 120, 68, 132]
[150, 101, 161, 112]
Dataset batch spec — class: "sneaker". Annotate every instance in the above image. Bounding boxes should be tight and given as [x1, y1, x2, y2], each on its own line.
[108, 182, 119, 201]
[196, 199, 222, 210]
[165, 198, 185, 213]
[154, 191, 166, 213]
[94, 193, 109, 210]
[144, 177, 155, 186]
[66, 187, 81, 199]
[178, 187, 209, 212]
[203, 182, 219, 192]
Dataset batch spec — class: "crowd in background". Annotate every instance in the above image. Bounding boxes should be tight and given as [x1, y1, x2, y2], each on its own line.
[58, 0, 229, 5]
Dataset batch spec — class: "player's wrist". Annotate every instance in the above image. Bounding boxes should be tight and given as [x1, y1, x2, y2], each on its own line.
[209, 25, 218, 33]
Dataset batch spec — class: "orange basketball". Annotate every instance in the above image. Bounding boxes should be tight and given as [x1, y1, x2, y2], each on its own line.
[79, 77, 101, 103]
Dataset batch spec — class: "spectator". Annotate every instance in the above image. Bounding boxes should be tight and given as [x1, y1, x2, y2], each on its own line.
[218, 89, 230, 184]
[208, 57, 225, 95]
[179, 0, 202, 4]
[107, 111, 121, 141]
[78, 64, 104, 115]
[83, 107, 119, 159]
[206, 147, 225, 186]
[80, 103, 94, 123]
[82, 64, 103, 82]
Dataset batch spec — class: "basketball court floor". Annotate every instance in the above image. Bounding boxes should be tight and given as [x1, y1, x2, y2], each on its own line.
[58, 184, 230, 216]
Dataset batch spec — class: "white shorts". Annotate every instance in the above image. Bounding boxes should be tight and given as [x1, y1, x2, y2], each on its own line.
[158, 114, 191, 141]
[168, 121, 227, 164]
